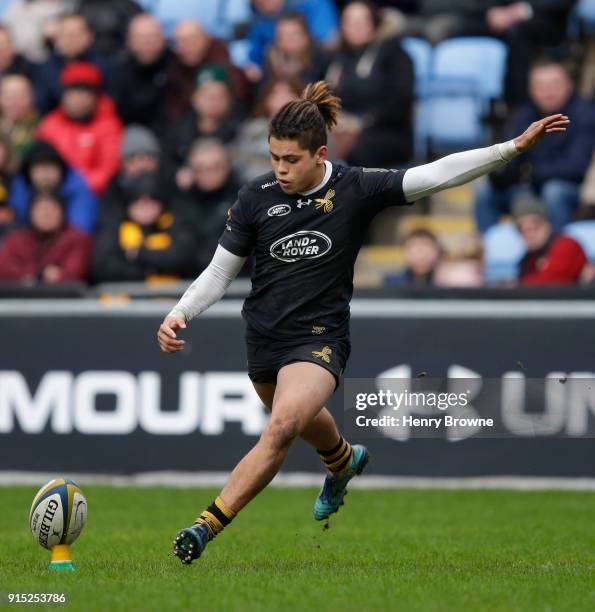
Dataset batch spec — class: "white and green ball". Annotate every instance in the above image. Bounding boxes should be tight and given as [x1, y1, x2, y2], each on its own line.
[29, 478, 87, 549]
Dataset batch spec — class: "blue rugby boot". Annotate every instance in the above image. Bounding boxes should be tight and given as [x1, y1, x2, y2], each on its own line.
[313, 444, 370, 521]
[172, 523, 209, 565]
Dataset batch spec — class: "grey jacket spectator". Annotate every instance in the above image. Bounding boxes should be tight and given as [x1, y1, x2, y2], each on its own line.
[99, 124, 171, 228]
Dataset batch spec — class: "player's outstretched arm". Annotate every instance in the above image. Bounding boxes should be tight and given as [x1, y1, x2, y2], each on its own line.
[402, 113, 570, 203]
[157, 245, 247, 354]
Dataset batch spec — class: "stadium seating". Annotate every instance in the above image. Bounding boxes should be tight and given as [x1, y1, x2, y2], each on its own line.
[0, 0, 13, 17]
[138, 0, 251, 39]
[577, 0, 595, 31]
[401, 37, 433, 96]
[401, 37, 434, 159]
[426, 37, 508, 151]
[483, 221, 526, 283]
[564, 220, 595, 261]
[433, 37, 508, 101]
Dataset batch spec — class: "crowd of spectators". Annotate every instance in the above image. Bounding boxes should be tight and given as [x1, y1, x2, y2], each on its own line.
[0, 0, 592, 290]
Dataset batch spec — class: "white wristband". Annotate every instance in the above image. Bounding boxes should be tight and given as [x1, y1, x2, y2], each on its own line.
[497, 139, 519, 162]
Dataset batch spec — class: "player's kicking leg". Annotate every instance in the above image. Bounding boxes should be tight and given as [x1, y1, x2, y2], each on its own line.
[252, 381, 370, 521]
[174, 361, 336, 564]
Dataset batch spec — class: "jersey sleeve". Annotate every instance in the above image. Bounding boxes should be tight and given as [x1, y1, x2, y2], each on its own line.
[354, 167, 408, 213]
[217, 188, 256, 257]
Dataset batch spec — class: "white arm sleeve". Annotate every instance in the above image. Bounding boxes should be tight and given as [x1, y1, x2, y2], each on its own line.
[167, 245, 247, 322]
[402, 140, 520, 203]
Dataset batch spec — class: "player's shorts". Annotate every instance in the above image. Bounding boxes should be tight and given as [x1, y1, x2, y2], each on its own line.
[246, 334, 351, 390]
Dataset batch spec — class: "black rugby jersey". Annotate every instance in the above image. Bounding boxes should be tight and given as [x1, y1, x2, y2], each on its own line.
[219, 163, 409, 340]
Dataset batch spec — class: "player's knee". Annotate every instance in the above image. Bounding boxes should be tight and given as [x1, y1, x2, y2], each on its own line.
[264, 414, 301, 449]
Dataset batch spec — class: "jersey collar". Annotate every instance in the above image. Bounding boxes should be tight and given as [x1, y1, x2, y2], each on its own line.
[298, 160, 332, 196]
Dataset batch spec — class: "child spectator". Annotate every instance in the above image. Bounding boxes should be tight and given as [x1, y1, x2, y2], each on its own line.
[0, 190, 92, 283]
[385, 229, 443, 287]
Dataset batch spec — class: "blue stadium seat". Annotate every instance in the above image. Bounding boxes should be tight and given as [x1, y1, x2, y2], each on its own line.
[142, 0, 251, 39]
[433, 37, 508, 102]
[229, 39, 251, 68]
[577, 0, 595, 30]
[401, 37, 433, 96]
[483, 222, 526, 284]
[426, 37, 508, 151]
[564, 221, 595, 261]
[0, 0, 14, 17]
[426, 86, 484, 149]
[401, 37, 434, 159]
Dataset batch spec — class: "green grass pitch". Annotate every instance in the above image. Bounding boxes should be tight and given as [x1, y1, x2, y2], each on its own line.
[2, 485, 595, 611]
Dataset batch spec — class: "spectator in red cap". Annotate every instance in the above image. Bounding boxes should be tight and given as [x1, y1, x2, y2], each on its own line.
[37, 61, 123, 195]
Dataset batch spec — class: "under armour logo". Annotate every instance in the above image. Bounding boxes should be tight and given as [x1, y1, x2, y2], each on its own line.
[297, 199, 312, 208]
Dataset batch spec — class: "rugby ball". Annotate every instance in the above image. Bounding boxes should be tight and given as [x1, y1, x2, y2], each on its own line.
[29, 478, 87, 550]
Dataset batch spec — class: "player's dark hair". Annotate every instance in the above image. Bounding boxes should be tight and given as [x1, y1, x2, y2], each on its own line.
[268, 81, 341, 153]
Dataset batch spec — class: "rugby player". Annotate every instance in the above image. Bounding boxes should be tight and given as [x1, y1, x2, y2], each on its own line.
[156, 81, 568, 564]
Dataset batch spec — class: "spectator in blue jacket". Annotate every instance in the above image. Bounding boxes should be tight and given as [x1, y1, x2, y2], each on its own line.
[247, 0, 338, 76]
[10, 139, 99, 233]
[475, 60, 595, 233]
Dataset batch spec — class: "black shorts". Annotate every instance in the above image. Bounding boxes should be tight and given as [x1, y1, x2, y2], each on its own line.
[246, 334, 351, 390]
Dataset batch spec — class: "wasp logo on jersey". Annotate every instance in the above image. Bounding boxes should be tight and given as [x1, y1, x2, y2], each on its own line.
[270, 230, 332, 262]
[267, 204, 292, 217]
[314, 189, 335, 213]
